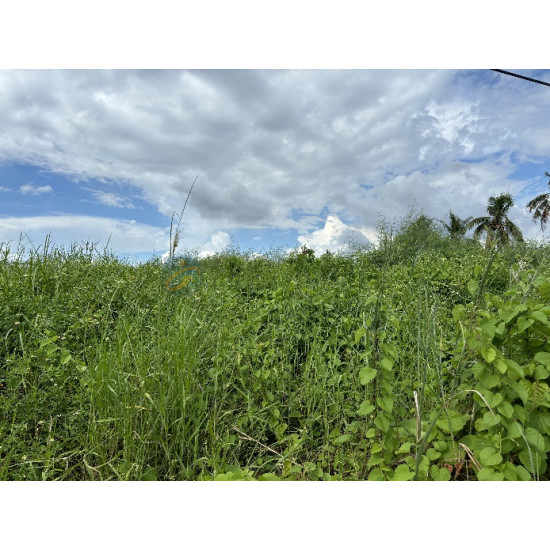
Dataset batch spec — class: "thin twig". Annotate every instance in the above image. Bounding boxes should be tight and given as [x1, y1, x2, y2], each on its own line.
[459, 443, 481, 471]
[231, 424, 300, 467]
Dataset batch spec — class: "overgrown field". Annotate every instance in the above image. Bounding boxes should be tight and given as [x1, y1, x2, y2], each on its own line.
[1, 224, 550, 480]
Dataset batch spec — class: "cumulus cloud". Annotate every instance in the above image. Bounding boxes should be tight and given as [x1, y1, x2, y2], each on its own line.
[197, 231, 232, 258]
[297, 215, 378, 255]
[160, 229, 232, 261]
[0, 69, 549, 250]
[19, 183, 53, 195]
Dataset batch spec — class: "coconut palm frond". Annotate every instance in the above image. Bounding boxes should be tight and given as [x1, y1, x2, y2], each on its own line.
[469, 193, 523, 249]
[440, 211, 473, 239]
[526, 172, 550, 231]
[505, 220, 524, 242]
[527, 192, 550, 231]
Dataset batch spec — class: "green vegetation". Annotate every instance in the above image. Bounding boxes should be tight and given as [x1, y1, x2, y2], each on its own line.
[469, 193, 524, 249]
[527, 172, 550, 231]
[439, 211, 473, 241]
[1, 210, 549, 481]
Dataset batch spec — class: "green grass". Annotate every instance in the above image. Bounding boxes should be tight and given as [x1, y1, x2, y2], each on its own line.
[1, 228, 549, 480]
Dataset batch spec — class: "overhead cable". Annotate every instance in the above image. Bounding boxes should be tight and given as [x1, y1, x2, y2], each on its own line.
[491, 69, 550, 88]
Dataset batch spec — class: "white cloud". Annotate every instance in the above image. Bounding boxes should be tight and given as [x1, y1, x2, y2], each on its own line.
[0, 186, 9, 192]
[0, 215, 168, 254]
[160, 230, 232, 261]
[82, 187, 135, 208]
[19, 183, 53, 195]
[197, 231, 232, 258]
[297, 215, 378, 255]
[0, 70, 549, 250]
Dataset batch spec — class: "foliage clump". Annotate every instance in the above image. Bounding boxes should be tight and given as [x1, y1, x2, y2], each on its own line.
[1, 217, 549, 481]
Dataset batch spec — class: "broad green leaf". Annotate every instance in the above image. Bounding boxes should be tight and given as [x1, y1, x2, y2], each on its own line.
[359, 366, 377, 385]
[45, 343, 58, 356]
[380, 378, 393, 395]
[479, 373, 500, 389]
[486, 392, 503, 408]
[516, 465, 532, 480]
[494, 359, 507, 374]
[376, 396, 394, 413]
[479, 447, 503, 466]
[354, 327, 366, 345]
[258, 473, 281, 481]
[396, 442, 412, 454]
[374, 413, 391, 433]
[60, 350, 72, 365]
[495, 321, 506, 335]
[473, 264, 483, 277]
[514, 405, 527, 424]
[334, 434, 351, 444]
[367, 468, 385, 481]
[431, 467, 451, 481]
[477, 467, 504, 481]
[516, 316, 534, 333]
[525, 427, 545, 454]
[502, 462, 517, 481]
[471, 362, 486, 378]
[365, 427, 376, 438]
[371, 443, 383, 454]
[480, 347, 496, 363]
[391, 464, 414, 481]
[529, 411, 550, 436]
[530, 311, 549, 325]
[358, 401, 375, 416]
[479, 319, 498, 339]
[539, 282, 550, 301]
[505, 359, 524, 378]
[452, 304, 465, 322]
[497, 401, 514, 419]
[142, 468, 158, 481]
[500, 304, 528, 324]
[483, 411, 501, 428]
[367, 455, 384, 468]
[467, 279, 479, 296]
[381, 343, 398, 360]
[426, 447, 441, 461]
[380, 357, 394, 372]
[436, 410, 465, 433]
[508, 381, 529, 405]
[460, 434, 494, 451]
[519, 450, 546, 474]
[534, 365, 549, 380]
[534, 352, 550, 367]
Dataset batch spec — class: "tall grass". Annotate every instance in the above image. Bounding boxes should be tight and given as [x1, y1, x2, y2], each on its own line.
[1, 226, 549, 480]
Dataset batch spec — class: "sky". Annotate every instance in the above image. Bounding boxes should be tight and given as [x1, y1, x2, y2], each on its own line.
[1, 69, 550, 263]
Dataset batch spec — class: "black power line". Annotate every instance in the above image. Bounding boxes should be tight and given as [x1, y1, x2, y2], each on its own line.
[491, 69, 550, 88]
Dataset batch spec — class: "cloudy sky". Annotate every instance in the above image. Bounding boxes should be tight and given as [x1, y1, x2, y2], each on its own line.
[1, 69, 549, 261]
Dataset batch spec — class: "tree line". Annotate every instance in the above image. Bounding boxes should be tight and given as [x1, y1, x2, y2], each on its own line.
[440, 171, 550, 248]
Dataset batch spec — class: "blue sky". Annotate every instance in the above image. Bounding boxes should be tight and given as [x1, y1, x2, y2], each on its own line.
[1, 69, 549, 263]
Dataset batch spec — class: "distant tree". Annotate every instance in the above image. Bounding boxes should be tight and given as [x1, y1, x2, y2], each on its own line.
[439, 211, 473, 240]
[468, 193, 524, 249]
[393, 213, 445, 260]
[526, 171, 550, 231]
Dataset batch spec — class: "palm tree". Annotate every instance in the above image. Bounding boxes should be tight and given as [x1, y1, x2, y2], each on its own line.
[439, 211, 472, 240]
[526, 172, 550, 231]
[468, 193, 524, 249]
